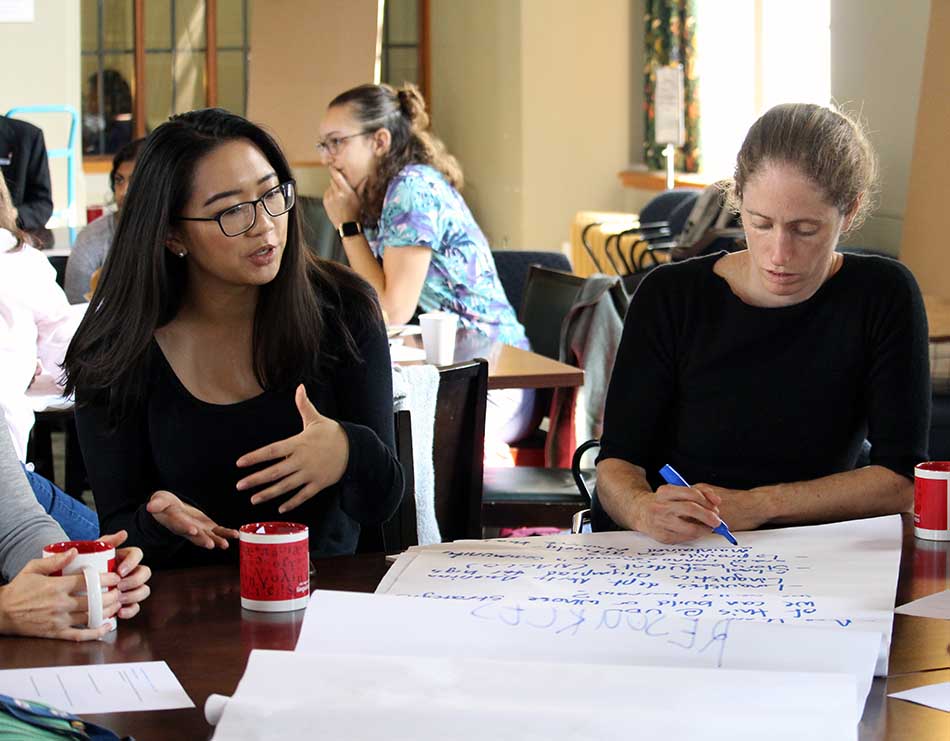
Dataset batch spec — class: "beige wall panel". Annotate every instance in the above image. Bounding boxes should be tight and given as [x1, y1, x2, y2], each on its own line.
[430, 0, 523, 248]
[247, 0, 381, 163]
[520, 0, 631, 253]
[831, 0, 930, 255]
[0, 0, 83, 225]
[901, 0, 950, 295]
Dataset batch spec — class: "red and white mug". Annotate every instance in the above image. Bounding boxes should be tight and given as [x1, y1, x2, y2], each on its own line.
[913, 462, 950, 540]
[42, 540, 118, 631]
[239, 522, 310, 612]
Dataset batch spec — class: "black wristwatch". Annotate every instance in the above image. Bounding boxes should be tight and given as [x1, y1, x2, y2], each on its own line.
[338, 221, 363, 238]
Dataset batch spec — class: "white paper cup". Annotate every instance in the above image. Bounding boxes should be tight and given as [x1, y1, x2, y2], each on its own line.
[42, 540, 118, 631]
[418, 311, 458, 366]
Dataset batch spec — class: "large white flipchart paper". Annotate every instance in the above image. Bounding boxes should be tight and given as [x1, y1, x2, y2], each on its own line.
[376, 516, 902, 675]
[210, 649, 856, 741]
[296, 590, 880, 720]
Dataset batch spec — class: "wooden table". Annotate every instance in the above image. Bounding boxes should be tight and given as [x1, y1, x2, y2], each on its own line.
[2, 517, 947, 740]
[403, 328, 584, 390]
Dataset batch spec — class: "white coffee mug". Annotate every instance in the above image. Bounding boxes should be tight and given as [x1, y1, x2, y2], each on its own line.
[42, 540, 118, 631]
[418, 311, 458, 366]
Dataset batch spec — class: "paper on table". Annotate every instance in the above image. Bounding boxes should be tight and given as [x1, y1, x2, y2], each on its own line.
[888, 681, 950, 712]
[895, 589, 950, 619]
[388, 344, 427, 362]
[378, 516, 902, 675]
[212, 649, 856, 741]
[298, 589, 879, 720]
[0, 661, 193, 714]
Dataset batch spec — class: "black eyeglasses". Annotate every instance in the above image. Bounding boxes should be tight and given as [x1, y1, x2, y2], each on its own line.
[178, 180, 296, 237]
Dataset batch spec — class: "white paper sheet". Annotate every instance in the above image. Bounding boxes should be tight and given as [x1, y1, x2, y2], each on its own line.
[889, 681, 950, 712]
[211, 649, 856, 741]
[895, 589, 950, 619]
[389, 344, 427, 362]
[298, 589, 880, 719]
[0, 661, 194, 714]
[378, 517, 902, 675]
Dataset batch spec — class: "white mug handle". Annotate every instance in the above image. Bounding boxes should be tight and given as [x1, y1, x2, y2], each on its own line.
[81, 566, 104, 629]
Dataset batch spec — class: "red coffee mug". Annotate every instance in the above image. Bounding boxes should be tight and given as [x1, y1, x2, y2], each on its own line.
[913, 462, 950, 540]
[42, 540, 118, 630]
[239, 522, 310, 612]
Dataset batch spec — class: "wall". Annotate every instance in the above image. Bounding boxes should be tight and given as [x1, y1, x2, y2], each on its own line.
[520, 0, 631, 251]
[431, 0, 632, 252]
[831, 0, 931, 254]
[899, 0, 950, 296]
[0, 1, 83, 225]
[430, 0, 523, 247]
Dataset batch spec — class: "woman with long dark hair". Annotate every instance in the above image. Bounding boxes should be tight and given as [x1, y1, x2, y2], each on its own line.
[64, 108, 403, 568]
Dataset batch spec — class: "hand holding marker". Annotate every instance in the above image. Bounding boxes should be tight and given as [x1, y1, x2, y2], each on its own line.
[659, 464, 738, 545]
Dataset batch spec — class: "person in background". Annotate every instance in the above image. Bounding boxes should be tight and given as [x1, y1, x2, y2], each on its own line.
[0, 115, 52, 232]
[63, 108, 403, 569]
[0, 426, 151, 641]
[318, 83, 534, 461]
[595, 103, 929, 544]
[0, 175, 97, 540]
[65, 137, 145, 304]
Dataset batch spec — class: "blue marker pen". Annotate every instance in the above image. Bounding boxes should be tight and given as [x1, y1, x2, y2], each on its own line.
[659, 464, 738, 545]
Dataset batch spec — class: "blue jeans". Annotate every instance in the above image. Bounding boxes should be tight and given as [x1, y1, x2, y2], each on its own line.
[22, 465, 100, 541]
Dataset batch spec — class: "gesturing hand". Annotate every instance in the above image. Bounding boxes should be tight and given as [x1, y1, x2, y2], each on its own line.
[146, 491, 239, 550]
[321, 167, 362, 228]
[235, 384, 350, 513]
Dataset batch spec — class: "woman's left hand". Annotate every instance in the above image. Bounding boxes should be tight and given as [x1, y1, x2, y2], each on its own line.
[235, 385, 350, 513]
[97, 530, 152, 620]
[322, 167, 362, 228]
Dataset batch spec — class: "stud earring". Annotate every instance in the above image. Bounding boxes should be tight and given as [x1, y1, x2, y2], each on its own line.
[178, 251, 186, 258]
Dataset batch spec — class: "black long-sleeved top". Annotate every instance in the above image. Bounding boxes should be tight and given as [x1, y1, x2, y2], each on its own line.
[0, 116, 53, 231]
[75, 308, 403, 569]
[599, 252, 930, 492]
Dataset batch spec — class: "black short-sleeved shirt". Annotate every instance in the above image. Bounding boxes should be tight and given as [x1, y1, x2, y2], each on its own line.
[598, 252, 930, 492]
[75, 291, 404, 569]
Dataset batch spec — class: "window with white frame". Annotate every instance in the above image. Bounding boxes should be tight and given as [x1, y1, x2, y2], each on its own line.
[696, 0, 831, 179]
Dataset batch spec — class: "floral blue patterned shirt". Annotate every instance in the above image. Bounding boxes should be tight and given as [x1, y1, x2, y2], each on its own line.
[364, 164, 529, 349]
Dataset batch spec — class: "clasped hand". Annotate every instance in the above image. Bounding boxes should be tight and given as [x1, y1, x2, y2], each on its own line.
[236, 384, 349, 514]
[0, 530, 151, 641]
[636, 482, 768, 544]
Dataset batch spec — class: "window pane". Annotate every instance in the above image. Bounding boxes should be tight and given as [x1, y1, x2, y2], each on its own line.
[175, 50, 207, 113]
[146, 52, 173, 132]
[217, 0, 245, 48]
[145, 0, 171, 49]
[176, 0, 206, 50]
[386, 0, 418, 45]
[82, 54, 135, 155]
[102, 0, 134, 51]
[384, 47, 419, 88]
[81, 0, 99, 52]
[217, 49, 246, 114]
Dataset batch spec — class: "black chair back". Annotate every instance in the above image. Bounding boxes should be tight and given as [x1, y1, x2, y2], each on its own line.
[519, 265, 585, 360]
[432, 359, 488, 542]
[491, 250, 572, 316]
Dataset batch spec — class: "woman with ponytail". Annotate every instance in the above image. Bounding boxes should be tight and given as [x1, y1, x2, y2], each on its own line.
[318, 83, 534, 456]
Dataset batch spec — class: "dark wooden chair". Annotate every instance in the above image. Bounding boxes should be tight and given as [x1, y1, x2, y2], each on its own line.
[365, 360, 488, 552]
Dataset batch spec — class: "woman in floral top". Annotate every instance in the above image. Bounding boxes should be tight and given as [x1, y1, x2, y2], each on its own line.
[319, 83, 534, 456]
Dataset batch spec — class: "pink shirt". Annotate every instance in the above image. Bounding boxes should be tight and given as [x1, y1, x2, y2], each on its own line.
[0, 228, 86, 461]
